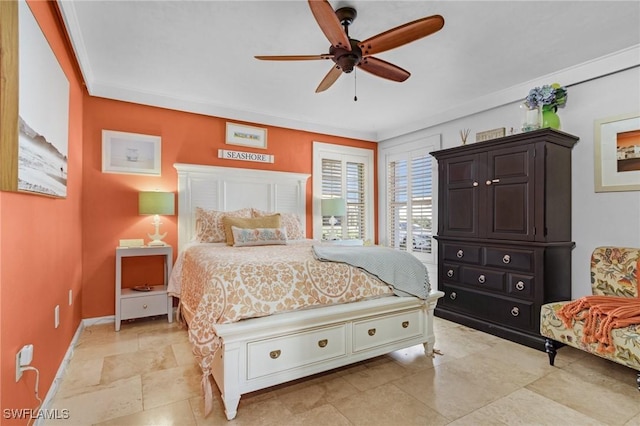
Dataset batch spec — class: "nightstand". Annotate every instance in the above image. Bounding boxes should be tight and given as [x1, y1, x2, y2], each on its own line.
[115, 245, 173, 331]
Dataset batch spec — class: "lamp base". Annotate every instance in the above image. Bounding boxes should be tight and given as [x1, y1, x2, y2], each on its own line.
[147, 215, 168, 246]
[147, 237, 167, 247]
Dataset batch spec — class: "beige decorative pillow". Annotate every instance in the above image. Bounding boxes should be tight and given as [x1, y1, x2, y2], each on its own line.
[231, 226, 288, 247]
[222, 214, 281, 246]
[252, 209, 305, 240]
[194, 207, 252, 243]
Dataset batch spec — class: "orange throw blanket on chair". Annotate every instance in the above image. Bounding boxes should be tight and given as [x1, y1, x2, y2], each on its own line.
[557, 296, 640, 354]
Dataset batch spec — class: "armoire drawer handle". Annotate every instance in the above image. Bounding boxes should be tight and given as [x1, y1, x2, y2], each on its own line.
[472, 182, 479, 187]
[515, 281, 525, 291]
[318, 339, 328, 348]
[447, 269, 454, 278]
[511, 307, 520, 317]
[450, 292, 457, 300]
[402, 321, 409, 328]
[368, 328, 376, 336]
[269, 350, 281, 359]
[456, 250, 464, 258]
[502, 255, 511, 264]
[143, 304, 148, 309]
[478, 275, 486, 284]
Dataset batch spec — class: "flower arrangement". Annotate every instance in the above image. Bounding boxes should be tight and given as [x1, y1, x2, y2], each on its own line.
[524, 83, 568, 112]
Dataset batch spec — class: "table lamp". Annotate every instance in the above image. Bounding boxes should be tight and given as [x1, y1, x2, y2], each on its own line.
[321, 198, 346, 240]
[139, 191, 175, 246]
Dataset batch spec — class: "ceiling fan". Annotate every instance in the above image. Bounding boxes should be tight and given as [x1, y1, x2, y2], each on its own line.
[255, 0, 444, 93]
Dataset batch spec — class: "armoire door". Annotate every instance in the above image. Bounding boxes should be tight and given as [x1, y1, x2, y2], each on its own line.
[484, 144, 536, 241]
[439, 153, 483, 238]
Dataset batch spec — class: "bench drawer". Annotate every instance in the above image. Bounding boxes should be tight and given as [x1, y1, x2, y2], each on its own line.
[353, 309, 422, 352]
[247, 325, 346, 379]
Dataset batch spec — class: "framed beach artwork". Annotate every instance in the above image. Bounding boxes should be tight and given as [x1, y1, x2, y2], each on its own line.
[102, 130, 162, 176]
[0, 0, 70, 197]
[226, 122, 267, 149]
[594, 112, 640, 192]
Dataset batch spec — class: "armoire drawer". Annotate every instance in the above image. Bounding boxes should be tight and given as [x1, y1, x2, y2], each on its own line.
[442, 263, 460, 282]
[353, 309, 422, 352]
[442, 244, 481, 264]
[485, 247, 534, 271]
[461, 267, 504, 292]
[440, 284, 535, 331]
[247, 325, 346, 380]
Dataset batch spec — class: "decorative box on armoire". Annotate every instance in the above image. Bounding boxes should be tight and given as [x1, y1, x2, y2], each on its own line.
[430, 128, 578, 350]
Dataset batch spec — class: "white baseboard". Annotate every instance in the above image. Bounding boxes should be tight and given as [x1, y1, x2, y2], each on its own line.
[34, 315, 115, 426]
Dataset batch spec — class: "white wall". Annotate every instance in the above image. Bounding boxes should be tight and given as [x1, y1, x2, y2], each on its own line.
[379, 67, 640, 298]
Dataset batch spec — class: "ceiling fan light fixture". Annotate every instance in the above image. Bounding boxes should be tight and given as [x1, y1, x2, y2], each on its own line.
[255, 1, 445, 93]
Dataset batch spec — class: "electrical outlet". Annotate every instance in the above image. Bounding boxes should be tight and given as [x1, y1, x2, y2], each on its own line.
[69, 289, 73, 306]
[15, 344, 33, 382]
[54, 305, 60, 329]
[15, 350, 23, 381]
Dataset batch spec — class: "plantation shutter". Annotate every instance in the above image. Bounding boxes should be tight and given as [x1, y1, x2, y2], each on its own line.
[386, 152, 433, 255]
[320, 158, 366, 240]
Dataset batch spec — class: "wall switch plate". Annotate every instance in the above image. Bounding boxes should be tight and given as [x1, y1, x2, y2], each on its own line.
[119, 238, 145, 248]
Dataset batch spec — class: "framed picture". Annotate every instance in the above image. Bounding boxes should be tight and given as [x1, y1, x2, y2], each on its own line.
[0, 1, 70, 198]
[594, 112, 640, 192]
[226, 122, 267, 149]
[102, 130, 162, 176]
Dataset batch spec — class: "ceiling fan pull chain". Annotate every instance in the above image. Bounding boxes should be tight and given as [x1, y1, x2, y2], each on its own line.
[354, 68, 358, 102]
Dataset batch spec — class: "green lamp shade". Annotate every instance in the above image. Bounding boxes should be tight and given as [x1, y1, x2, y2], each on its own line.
[321, 198, 346, 217]
[138, 191, 175, 215]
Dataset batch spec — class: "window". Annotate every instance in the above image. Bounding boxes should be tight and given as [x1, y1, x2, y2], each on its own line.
[313, 143, 374, 241]
[387, 154, 432, 254]
[380, 134, 440, 263]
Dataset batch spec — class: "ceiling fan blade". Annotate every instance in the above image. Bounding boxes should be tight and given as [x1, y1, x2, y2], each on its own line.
[308, 0, 351, 50]
[255, 54, 333, 61]
[315, 65, 342, 93]
[359, 15, 444, 57]
[357, 57, 410, 82]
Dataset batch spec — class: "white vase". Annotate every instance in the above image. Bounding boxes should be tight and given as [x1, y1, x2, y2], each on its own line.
[520, 103, 542, 132]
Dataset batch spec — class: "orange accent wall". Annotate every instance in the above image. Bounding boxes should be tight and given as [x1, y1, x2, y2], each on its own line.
[82, 97, 378, 318]
[0, 1, 84, 421]
[0, 1, 377, 416]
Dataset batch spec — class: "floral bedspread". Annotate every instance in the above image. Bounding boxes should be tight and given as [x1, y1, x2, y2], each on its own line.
[168, 240, 394, 415]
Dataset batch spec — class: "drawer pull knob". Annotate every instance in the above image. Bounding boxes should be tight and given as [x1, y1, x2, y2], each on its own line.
[368, 328, 376, 336]
[450, 292, 457, 300]
[502, 255, 511, 264]
[485, 180, 492, 185]
[511, 307, 520, 317]
[515, 281, 525, 291]
[472, 181, 479, 187]
[143, 304, 148, 309]
[402, 321, 409, 328]
[318, 339, 328, 348]
[478, 274, 486, 284]
[269, 350, 281, 359]
[447, 269, 454, 278]
[456, 250, 464, 258]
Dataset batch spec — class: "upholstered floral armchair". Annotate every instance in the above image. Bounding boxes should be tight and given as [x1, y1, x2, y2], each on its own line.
[540, 246, 640, 390]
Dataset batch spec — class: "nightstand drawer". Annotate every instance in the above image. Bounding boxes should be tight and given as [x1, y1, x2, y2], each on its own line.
[121, 293, 168, 320]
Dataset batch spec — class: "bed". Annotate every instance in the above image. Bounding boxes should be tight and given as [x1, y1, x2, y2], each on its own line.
[170, 163, 444, 420]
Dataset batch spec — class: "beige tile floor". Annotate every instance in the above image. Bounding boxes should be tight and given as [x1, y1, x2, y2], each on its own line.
[44, 316, 640, 426]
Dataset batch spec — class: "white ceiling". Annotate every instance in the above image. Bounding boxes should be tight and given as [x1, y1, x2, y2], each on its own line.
[58, 1, 640, 141]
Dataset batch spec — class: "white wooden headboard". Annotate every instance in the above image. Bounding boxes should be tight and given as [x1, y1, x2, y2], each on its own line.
[174, 163, 310, 251]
